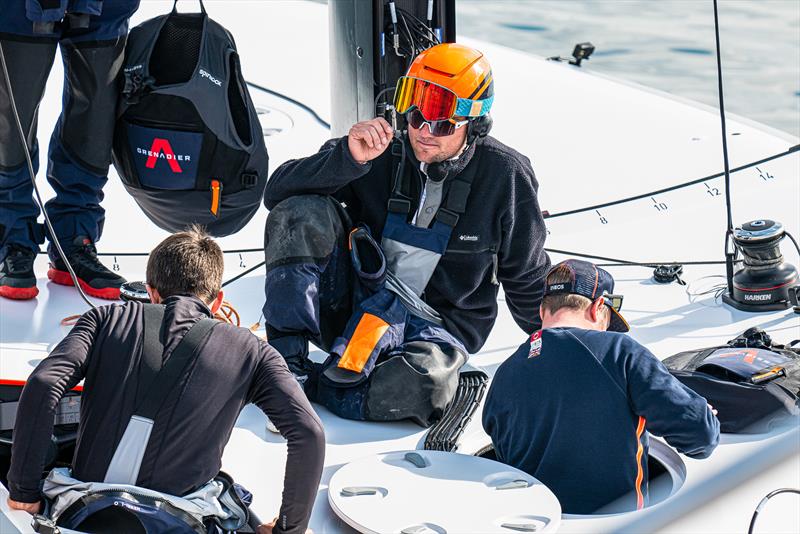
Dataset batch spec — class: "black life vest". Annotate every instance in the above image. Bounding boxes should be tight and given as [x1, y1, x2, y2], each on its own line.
[664, 327, 800, 434]
[111, 2, 268, 237]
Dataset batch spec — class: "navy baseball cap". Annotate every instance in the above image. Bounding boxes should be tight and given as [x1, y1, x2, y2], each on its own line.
[544, 259, 630, 332]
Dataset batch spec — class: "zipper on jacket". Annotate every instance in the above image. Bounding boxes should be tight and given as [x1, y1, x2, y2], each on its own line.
[127, 117, 203, 132]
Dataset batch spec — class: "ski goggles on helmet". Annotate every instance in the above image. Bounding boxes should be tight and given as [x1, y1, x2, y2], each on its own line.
[393, 76, 493, 122]
[406, 109, 469, 137]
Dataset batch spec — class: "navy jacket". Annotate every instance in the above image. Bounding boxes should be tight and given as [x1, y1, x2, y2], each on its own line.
[265, 136, 551, 353]
[482, 327, 720, 514]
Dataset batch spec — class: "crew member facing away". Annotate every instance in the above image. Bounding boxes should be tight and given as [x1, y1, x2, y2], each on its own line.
[7, 226, 324, 534]
[262, 43, 550, 426]
[483, 259, 720, 514]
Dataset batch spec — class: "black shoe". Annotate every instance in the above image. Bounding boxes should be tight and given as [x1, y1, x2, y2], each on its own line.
[47, 236, 126, 300]
[0, 244, 38, 300]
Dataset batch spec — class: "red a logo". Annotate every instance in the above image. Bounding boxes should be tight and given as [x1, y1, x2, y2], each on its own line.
[145, 138, 183, 173]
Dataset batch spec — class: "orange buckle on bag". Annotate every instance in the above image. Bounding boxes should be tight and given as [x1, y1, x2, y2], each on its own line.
[210, 179, 222, 217]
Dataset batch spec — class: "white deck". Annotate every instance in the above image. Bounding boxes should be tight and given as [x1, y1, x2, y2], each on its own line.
[1, 2, 799, 533]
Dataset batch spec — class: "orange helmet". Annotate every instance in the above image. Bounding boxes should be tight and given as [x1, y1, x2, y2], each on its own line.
[394, 43, 494, 121]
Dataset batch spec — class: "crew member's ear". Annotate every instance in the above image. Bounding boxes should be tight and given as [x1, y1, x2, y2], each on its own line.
[589, 297, 605, 324]
[146, 285, 162, 304]
[209, 290, 224, 314]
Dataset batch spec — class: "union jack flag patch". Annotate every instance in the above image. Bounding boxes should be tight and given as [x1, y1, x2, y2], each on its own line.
[528, 330, 543, 358]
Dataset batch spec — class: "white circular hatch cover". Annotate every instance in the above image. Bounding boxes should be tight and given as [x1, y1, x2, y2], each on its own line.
[328, 450, 562, 534]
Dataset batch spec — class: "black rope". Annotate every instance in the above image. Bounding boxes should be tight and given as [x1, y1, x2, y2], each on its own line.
[542, 145, 798, 220]
[545, 247, 739, 268]
[245, 81, 330, 130]
[713, 0, 734, 235]
[785, 231, 800, 257]
[40, 245, 738, 295]
[712, 0, 737, 301]
[36, 247, 264, 257]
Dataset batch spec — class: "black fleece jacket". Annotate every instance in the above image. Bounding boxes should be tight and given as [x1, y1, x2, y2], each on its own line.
[8, 296, 324, 534]
[265, 136, 550, 353]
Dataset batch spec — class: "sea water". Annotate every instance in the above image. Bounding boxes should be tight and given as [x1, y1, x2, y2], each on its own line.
[458, 0, 800, 138]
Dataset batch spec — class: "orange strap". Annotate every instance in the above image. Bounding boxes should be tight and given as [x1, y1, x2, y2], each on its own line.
[338, 313, 389, 373]
[634, 416, 647, 510]
[210, 179, 221, 217]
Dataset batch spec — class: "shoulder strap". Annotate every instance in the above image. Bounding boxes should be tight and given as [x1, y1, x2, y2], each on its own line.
[138, 304, 166, 403]
[387, 138, 412, 215]
[136, 318, 218, 420]
[435, 146, 483, 228]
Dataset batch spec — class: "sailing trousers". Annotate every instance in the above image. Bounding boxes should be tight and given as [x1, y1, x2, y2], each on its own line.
[263, 195, 466, 426]
[0, 0, 139, 261]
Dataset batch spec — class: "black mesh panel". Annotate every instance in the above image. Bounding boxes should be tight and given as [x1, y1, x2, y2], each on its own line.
[149, 14, 204, 86]
[227, 53, 252, 145]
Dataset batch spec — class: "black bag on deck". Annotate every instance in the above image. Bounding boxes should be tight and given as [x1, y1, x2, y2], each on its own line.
[112, 0, 268, 237]
[664, 327, 800, 434]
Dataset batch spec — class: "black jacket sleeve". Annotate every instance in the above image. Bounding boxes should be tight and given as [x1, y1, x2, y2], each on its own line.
[626, 345, 720, 458]
[263, 137, 372, 210]
[497, 156, 551, 334]
[7, 307, 102, 503]
[249, 343, 325, 534]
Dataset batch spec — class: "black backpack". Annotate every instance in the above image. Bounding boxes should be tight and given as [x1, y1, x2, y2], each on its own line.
[112, 0, 268, 237]
[664, 327, 800, 433]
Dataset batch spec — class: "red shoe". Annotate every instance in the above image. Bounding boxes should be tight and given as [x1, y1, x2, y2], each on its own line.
[47, 236, 126, 300]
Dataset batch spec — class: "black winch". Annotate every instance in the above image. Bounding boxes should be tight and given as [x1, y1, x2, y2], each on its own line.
[722, 219, 799, 312]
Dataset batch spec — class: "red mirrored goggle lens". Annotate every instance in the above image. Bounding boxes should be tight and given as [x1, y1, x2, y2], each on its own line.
[394, 76, 458, 121]
[407, 109, 459, 137]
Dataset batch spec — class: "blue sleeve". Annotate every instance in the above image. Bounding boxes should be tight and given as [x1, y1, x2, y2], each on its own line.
[482, 377, 499, 438]
[625, 341, 720, 459]
[481, 344, 525, 460]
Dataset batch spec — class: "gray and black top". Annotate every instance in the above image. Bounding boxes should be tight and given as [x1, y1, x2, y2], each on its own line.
[265, 136, 551, 353]
[8, 295, 324, 534]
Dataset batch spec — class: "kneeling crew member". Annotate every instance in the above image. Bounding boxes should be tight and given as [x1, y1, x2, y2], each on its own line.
[263, 43, 550, 426]
[483, 259, 719, 514]
[7, 226, 324, 534]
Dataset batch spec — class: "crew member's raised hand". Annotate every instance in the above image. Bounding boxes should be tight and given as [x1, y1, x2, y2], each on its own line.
[347, 117, 394, 164]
